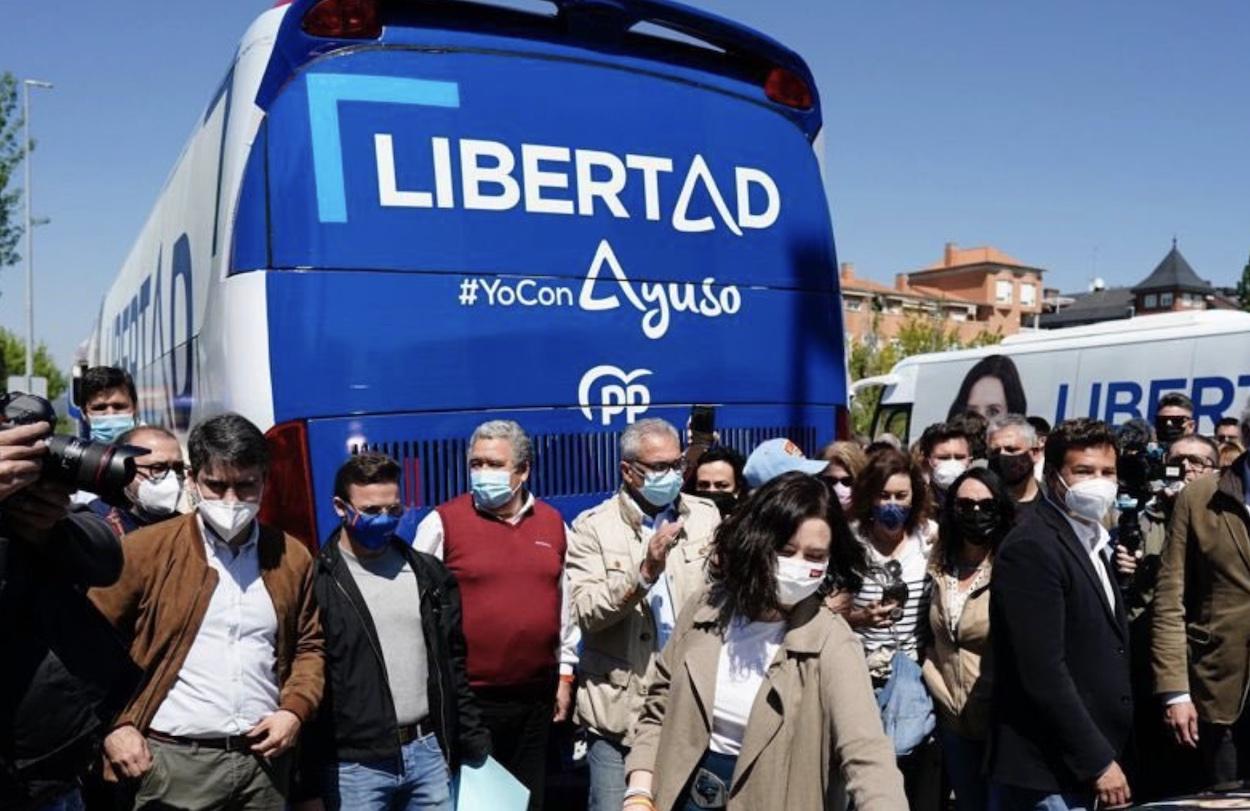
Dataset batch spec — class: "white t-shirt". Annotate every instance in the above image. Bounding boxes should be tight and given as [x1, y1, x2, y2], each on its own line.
[709, 616, 787, 756]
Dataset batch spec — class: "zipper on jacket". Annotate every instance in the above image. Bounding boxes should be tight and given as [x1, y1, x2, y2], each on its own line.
[423, 584, 453, 770]
[329, 573, 404, 753]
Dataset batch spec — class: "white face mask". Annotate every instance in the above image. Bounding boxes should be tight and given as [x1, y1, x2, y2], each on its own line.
[1061, 477, 1118, 523]
[134, 474, 182, 517]
[931, 459, 968, 490]
[832, 482, 853, 509]
[775, 556, 828, 608]
[197, 497, 260, 541]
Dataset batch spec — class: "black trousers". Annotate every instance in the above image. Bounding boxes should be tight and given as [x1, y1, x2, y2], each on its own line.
[474, 680, 555, 811]
[1200, 709, 1250, 790]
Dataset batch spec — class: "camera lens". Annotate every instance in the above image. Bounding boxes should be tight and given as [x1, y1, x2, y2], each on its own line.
[43, 435, 145, 499]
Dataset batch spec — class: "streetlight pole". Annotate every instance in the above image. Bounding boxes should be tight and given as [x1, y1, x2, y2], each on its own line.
[22, 78, 53, 394]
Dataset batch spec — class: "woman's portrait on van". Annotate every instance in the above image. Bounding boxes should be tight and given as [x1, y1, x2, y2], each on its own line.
[947, 354, 1027, 421]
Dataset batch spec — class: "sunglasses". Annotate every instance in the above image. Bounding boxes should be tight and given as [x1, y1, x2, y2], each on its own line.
[953, 497, 996, 513]
[826, 475, 854, 488]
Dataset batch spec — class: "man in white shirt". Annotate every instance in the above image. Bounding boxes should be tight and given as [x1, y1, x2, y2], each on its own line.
[413, 420, 575, 811]
[91, 413, 323, 810]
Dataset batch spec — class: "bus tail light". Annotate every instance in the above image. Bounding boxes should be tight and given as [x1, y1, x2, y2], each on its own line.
[836, 404, 852, 440]
[764, 66, 813, 110]
[260, 420, 319, 551]
[302, 0, 381, 39]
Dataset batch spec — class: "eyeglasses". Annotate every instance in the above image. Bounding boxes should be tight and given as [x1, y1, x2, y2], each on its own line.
[632, 458, 686, 475]
[953, 497, 996, 513]
[1167, 454, 1214, 471]
[137, 462, 186, 481]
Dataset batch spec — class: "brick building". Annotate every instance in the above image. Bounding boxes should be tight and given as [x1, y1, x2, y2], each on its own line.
[840, 242, 1046, 343]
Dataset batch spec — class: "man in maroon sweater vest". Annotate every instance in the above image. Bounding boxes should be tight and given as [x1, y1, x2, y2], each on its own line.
[415, 419, 578, 811]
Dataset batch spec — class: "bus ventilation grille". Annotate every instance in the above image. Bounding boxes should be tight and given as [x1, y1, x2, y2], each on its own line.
[355, 425, 817, 507]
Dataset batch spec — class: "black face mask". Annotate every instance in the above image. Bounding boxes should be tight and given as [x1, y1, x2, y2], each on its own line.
[988, 450, 1034, 486]
[955, 509, 1000, 545]
[699, 490, 738, 518]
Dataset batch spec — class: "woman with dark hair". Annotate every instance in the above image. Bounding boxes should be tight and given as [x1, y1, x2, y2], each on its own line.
[843, 448, 939, 810]
[622, 473, 904, 811]
[947, 354, 1028, 422]
[683, 446, 748, 518]
[923, 467, 1014, 811]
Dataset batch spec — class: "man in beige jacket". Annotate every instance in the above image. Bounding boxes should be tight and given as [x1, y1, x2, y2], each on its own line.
[1152, 406, 1250, 790]
[566, 418, 720, 811]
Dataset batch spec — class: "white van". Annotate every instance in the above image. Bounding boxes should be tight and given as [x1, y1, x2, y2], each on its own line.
[853, 310, 1250, 443]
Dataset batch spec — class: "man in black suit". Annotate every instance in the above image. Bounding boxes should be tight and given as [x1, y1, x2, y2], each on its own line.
[988, 418, 1134, 810]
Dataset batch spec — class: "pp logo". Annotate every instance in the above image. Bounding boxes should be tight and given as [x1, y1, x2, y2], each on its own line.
[578, 366, 652, 426]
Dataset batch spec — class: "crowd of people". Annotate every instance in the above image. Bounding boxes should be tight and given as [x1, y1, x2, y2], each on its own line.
[4, 364, 1250, 811]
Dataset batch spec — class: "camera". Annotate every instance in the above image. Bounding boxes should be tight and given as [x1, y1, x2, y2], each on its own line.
[0, 392, 145, 503]
[1115, 440, 1180, 557]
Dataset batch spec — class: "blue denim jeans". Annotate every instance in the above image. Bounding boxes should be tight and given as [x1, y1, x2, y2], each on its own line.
[326, 732, 452, 811]
[988, 783, 1092, 811]
[586, 733, 628, 811]
[938, 726, 988, 811]
[38, 789, 84, 811]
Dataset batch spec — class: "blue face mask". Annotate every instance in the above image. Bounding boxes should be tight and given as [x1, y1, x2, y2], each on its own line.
[471, 470, 517, 511]
[640, 469, 683, 508]
[90, 413, 136, 443]
[344, 507, 400, 551]
[873, 502, 910, 531]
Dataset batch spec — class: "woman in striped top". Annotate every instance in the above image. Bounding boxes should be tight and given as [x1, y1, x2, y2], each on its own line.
[842, 447, 941, 811]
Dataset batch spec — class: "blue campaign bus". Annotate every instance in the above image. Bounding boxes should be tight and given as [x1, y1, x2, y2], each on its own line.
[86, 0, 848, 544]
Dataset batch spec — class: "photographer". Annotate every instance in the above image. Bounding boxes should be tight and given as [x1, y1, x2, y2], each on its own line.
[0, 419, 139, 811]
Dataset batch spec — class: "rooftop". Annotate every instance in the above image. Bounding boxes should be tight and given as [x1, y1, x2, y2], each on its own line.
[1131, 243, 1212, 294]
[1037, 287, 1135, 329]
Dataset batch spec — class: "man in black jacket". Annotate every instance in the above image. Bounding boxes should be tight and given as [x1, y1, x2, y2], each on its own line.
[988, 418, 1134, 810]
[0, 420, 139, 811]
[297, 453, 490, 810]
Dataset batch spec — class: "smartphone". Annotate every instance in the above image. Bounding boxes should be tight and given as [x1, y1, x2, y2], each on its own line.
[690, 404, 716, 435]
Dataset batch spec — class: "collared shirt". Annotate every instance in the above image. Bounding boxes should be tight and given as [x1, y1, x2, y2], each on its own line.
[1049, 494, 1116, 610]
[414, 492, 579, 674]
[149, 518, 280, 737]
[622, 495, 681, 650]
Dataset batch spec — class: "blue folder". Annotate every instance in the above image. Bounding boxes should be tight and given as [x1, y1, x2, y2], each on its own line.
[456, 756, 530, 811]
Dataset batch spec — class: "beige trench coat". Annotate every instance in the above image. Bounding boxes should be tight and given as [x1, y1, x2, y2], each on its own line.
[625, 590, 906, 811]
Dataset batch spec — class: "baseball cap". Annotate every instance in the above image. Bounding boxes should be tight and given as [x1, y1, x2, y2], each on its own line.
[743, 438, 829, 489]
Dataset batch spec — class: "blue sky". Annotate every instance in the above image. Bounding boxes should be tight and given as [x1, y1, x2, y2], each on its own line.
[2, 0, 1248, 369]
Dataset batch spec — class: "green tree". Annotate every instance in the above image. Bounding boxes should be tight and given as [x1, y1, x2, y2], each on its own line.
[849, 313, 1004, 436]
[0, 326, 66, 400]
[1237, 254, 1250, 311]
[0, 73, 26, 268]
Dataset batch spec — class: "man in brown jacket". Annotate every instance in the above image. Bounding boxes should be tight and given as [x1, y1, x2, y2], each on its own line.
[1152, 406, 1250, 790]
[90, 413, 323, 810]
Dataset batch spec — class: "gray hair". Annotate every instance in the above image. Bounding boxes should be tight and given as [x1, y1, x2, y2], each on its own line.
[620, 418, 680, 462]
[987, 414, 1037, 448]
[468, 420, 533, 469]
